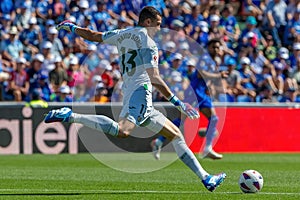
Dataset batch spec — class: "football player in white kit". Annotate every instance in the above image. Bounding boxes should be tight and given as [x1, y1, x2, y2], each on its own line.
[44, 6, 226, 192]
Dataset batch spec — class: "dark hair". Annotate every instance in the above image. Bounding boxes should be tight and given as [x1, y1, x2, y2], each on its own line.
[207, 38, 221, 47]
[138, 6, 161, 25]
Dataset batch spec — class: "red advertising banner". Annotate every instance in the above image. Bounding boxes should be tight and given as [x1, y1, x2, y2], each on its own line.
[184, 107, 300, 153]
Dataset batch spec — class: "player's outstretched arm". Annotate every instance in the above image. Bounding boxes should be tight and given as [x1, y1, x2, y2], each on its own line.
[56, 20, 103, 43]
[146, 67, 199, 119]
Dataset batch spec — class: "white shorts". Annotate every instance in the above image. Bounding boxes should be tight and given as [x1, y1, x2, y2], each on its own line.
[119, 86, 166, 133]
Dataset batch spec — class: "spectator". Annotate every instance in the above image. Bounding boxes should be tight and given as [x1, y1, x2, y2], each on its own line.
[34, 72, 53, 102]
[106, 0, 124, 17]
[262, 0, 287, 47]
[184, 5, 204, 35]
[0, 26, 24, 62]
[183, 58, 197, 81]
[81, 15, 97, 33]
[19, 17, 41, 61]
[147, 0, 169, 19]
[51, 0, 66, 23]
[110, 69, 123, 103]
[47, 26, 64, 58]
[124, 1, 146, 23]
[256, 64, 278, 95]
[219, 4, 240, 49]
[249, 48, 270, 77]
[76, 0, 92, 26]
[168, 70, 185, 100]
[25, 88, 48, 108]
[286, 0, 299, 22]
[239, 16, 266, 50]
[1, 0, 300, 104]
[36, 0, 51, 22]
[110, 59, 122, 85]
[170, 19, 186, 42]
[87, 59, 107, 88]
[82, 75, 103, 102]
[165, 3, 184, 26]
[101, 63, 114, 99]
[14, 3, 31, 30]
[241, 0, 263, 19]
[255, 84, 276, 103]
[0, 68, 10, 100]
[67, 56, 86, 101]
[52, 85, 73, 102]
[292, 56, 300, 88]
[108, 46, 119, 63]
[263, 34, 277, 61]
[208, 14, 224, 41]
[273, 47, 291, 74]
[62, 43, 76, 69]
[7, 57, 29, 101]
[291, 43, 300, 70]
[90, 82, 109, 104]
[27, 53, 45, 98]
[161, 41, 176, 65]
[40, 41, 55, 73]
[81, 43, 101, 72]
[49, 56, 68, 93]
[41, 19, 55, 40]
[272, 61, 285, 96]
[222, 58, 243, 101]
[204, 4, 221, 22]
[191, 20, 209, 47]
[0, 0, 14, 15]
[92, 1, 114, 31]
[0, 14, 12, 40]
[285, 8, 300, 47]
[238, 57, 257, 101]
[58, 16, 77, 45]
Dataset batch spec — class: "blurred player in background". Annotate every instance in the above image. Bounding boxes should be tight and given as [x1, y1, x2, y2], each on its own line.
[152, 38, 227, 160]
[44, 6, 226, 192]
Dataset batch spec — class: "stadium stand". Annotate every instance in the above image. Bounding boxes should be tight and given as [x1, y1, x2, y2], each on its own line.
[0, 0, 299, 103]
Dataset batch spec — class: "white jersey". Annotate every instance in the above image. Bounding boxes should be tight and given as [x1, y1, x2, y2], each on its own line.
[102, 27, 159, 97]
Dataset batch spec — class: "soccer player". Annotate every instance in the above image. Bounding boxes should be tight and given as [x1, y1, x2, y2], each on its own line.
[44, 6, 226, 192]
[152, 39, 227, 160]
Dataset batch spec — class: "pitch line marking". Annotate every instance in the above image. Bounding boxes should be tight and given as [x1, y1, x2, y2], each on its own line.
[0, 189, 299, 196]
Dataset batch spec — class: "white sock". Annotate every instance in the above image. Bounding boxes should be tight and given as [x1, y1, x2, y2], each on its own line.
[71, 113, 119, 137]
[172, 137, 209, 180]
[154, 138, 164, 147]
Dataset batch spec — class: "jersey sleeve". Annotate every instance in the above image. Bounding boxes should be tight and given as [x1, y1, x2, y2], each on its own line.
[101, 29, 121, 45]
[140, 33, 159, 69]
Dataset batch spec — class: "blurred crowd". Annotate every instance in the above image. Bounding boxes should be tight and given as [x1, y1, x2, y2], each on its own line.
[0, 0, 300, 104]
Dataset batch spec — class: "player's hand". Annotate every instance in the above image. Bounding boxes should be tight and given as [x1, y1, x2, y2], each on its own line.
[169, 94, 199, 119]
[178, 102, 200, 119]
[56, 20, 78, 32]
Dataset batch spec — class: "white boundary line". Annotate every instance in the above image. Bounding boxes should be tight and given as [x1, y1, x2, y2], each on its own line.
[0, 189, 299, 195]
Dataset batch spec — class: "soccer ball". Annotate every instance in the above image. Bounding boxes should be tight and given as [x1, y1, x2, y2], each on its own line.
[238, 170, 263, 193]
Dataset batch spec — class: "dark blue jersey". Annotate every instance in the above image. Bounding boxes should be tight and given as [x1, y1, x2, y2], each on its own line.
[184, 53, 216, 108]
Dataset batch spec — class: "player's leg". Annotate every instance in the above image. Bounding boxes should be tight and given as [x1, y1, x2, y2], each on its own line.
[151, 113, 187, 159]
[158, 117, 226, 191]
[200, 107, 223, 159]
[44, 107, 135, 137]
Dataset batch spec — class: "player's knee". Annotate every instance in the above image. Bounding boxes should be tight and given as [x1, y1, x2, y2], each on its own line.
[170, 127, 183, 140]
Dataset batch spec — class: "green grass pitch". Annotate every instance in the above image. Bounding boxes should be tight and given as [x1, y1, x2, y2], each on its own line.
[0, 153, 299, 199]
